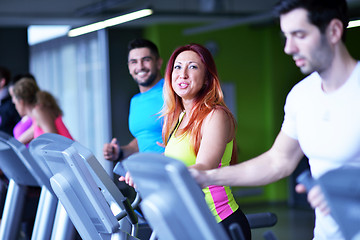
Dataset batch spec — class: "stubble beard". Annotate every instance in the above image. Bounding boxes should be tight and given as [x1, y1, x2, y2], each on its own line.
[301, 35, 333, 75]
[136, 72, 158, 87]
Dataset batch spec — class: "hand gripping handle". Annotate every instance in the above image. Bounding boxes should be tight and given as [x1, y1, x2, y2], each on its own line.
[296, 170, 316, 192]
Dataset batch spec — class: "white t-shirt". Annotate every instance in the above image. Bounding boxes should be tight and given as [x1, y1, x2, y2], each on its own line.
[281, 62, 360, 240]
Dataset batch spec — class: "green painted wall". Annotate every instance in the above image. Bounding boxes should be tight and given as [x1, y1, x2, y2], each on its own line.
[346, 27, 360, 59]
[142, 23, 360, 203]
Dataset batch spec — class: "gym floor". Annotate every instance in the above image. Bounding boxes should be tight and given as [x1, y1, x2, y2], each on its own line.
[242, 202, 315, 240]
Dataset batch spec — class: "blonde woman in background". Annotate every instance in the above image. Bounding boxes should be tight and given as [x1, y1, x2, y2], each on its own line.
[11, 78, 73, 143]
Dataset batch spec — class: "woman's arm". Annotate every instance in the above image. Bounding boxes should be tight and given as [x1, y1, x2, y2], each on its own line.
[18, 125, 34, 145]
[191, 108, 233, 171]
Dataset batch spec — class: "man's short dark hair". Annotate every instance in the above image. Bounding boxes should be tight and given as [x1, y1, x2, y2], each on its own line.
[0, 66, 11, 86]
[128, 38, 160, 59]
[273, 0, 349, 41]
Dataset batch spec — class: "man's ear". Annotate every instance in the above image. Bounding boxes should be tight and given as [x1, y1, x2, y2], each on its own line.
[0, 78, 5, 89]
[328, 19, 343, 44]
[157, 57, 163, 70]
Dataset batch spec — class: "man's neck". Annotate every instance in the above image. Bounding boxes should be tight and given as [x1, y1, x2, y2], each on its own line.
[320, 46, 357, 93]
[139, 76, 162, 93]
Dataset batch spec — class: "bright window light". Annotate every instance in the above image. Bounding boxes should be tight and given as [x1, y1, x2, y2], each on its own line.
[348, 19, 360, 29]
[28, 25, 71, 45]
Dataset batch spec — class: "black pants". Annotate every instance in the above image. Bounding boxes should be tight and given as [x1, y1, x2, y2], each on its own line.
[220, 208, 252, 240]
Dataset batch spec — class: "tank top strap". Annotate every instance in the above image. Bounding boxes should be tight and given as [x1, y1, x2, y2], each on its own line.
[168, 111, 185, 143]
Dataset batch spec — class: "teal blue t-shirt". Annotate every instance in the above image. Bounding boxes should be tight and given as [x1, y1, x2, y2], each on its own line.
[128, 78, 164, 153]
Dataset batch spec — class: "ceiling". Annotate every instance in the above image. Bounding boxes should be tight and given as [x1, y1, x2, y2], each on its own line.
[1, 0, 360, 31]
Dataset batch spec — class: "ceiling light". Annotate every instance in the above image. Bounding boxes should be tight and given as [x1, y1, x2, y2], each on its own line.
[68, 8, 153, 37]
[348, 19, 360, 28]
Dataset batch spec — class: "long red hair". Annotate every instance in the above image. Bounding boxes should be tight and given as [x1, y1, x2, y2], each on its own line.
[162, 43, 237, 164]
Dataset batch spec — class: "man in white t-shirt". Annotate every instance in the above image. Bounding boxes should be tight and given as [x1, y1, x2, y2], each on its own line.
[191, 0, 360, 239]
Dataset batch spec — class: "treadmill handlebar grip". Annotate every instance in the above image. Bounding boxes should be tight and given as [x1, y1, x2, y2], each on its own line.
[296, 170, 316, 192]
[113, 162, 127, 177]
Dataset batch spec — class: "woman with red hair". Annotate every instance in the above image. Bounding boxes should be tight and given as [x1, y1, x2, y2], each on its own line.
[162, 43, 251, 239]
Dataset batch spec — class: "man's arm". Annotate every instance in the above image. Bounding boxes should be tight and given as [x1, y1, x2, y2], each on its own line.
[103, 137, 139, 161]
[121, 138, 139, 159]
[192, 131, 304, 187]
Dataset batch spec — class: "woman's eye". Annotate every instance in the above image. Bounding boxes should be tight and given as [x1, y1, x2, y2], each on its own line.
[174, 65, 181, 69]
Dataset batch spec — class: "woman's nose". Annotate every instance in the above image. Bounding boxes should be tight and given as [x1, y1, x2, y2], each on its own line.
[179, 68, 188, 79]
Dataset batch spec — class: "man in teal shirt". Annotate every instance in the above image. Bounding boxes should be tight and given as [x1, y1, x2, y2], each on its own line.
[103, 38, 164, 161]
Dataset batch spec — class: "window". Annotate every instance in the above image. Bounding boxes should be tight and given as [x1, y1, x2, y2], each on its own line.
[29, 29, 112, 173]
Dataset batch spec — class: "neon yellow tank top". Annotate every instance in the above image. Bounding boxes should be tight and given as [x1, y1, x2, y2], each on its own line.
[164, 112, 239, 222]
